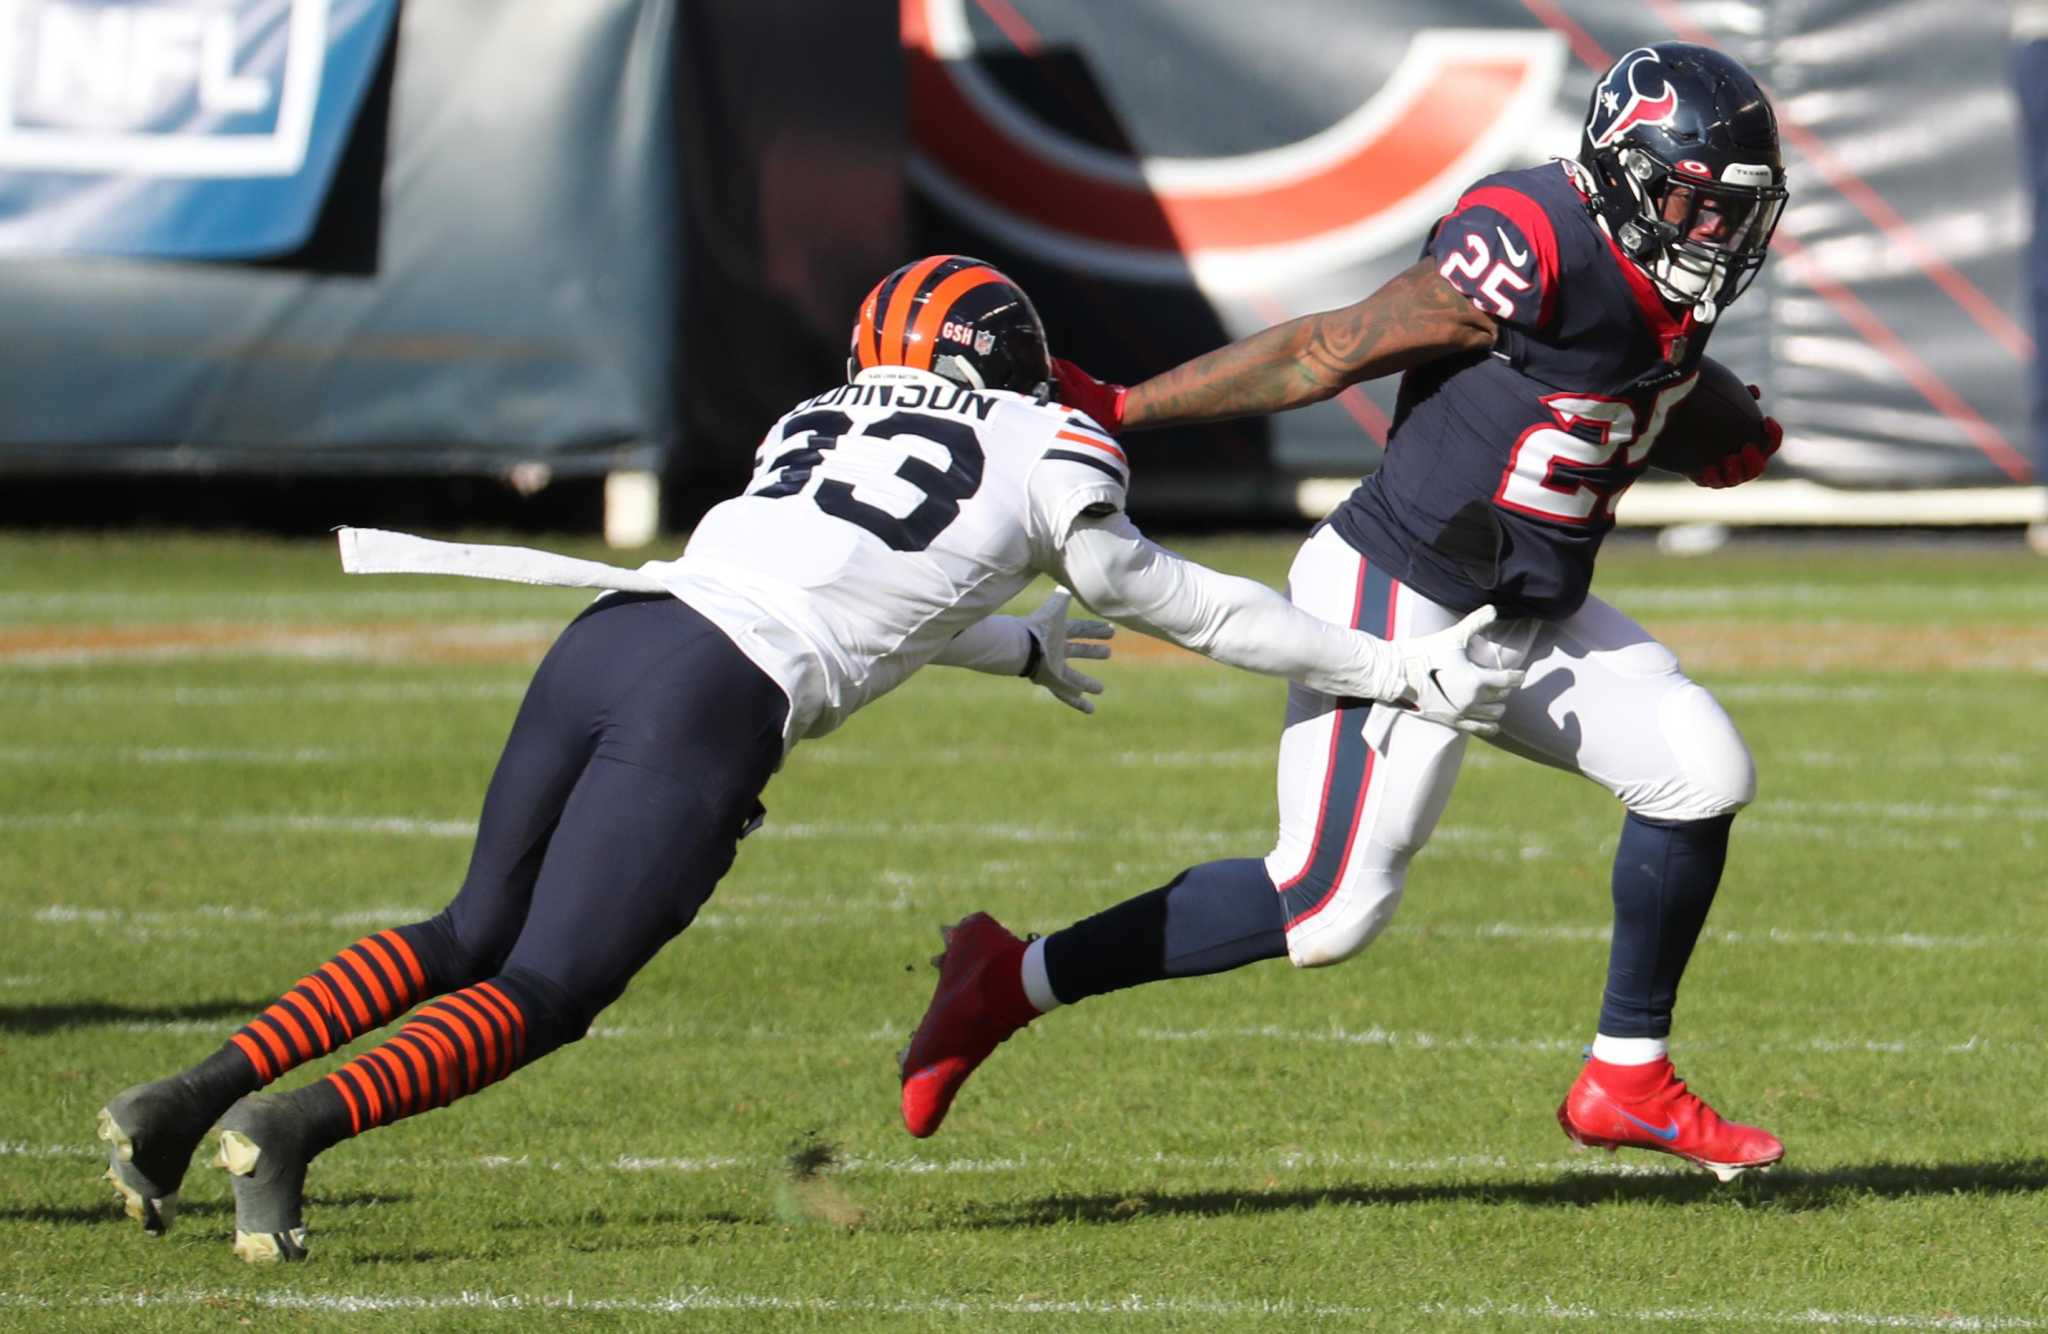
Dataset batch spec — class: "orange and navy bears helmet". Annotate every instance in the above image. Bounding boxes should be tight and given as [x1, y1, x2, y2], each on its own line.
[847, 254, 1052, 396]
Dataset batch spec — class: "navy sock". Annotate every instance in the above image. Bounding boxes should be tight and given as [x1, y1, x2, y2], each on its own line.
[1042, 858, 1287, 1003]
[1597, 811, 1735, 1038]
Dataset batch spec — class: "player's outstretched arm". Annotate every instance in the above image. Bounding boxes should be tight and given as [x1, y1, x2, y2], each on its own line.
[930, 588, 1113, 713]
[1055, 260, 1496, 434]
[1051, 514, 1521, 733]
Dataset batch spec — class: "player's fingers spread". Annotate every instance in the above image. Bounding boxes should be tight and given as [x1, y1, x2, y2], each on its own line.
[1066, 642, 1111, 660]
[1070, 619, 1114, 640]
[1067, 670, 1104, 695]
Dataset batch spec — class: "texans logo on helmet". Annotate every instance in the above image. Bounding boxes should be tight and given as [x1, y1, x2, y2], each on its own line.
[1587, 46, 1678, 149]
[905, 0, 1565, 289]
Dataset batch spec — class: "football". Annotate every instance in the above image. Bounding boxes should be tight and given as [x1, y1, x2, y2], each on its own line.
[1647, 357, 1765, 477]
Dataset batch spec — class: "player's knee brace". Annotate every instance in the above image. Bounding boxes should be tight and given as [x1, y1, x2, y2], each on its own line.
[1281, 868, 1406, 969]
[1643, 681, 1757, 822]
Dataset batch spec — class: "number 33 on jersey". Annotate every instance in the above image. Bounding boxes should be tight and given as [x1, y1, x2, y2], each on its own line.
[652, 364, 1129, 739]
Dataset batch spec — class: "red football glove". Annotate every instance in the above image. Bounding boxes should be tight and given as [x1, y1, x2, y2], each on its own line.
[1050, 356, 1128, 435]
[1693, 384, 1782, 488]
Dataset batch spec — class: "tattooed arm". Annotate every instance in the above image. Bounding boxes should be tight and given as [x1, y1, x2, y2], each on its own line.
[1120, 259, 1497, 431]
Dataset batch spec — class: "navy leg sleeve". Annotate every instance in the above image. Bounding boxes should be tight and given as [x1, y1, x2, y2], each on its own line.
[1042, 858, 1287, 1004]
[1597, 811, 1734, 1039]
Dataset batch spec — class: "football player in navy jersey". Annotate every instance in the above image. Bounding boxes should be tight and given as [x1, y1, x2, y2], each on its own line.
[900, 43, 1792, 1181]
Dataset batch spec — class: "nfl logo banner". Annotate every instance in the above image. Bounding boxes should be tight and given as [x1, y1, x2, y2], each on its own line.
[0, 0, 397, 257]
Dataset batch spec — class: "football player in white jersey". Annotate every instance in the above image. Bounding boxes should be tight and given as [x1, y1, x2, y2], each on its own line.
[94, 255, 1521, 1263]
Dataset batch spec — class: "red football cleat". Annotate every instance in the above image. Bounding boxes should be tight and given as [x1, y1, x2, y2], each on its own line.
[899, 913, 1036, 1138]
[1557, 1056, 1784, 1181]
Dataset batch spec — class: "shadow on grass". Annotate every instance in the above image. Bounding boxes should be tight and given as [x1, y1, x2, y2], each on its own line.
[0, 999, 270, 1034]
[7, 1192, 401, 1228]
[967, 1157, 2048, 1227]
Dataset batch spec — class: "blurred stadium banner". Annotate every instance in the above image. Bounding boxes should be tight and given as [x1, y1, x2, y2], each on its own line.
[0, 0, 396, 258]
[904, 0, 2046, 523]
[0, 0, 2041, 533]
[0, 0, 690, 484]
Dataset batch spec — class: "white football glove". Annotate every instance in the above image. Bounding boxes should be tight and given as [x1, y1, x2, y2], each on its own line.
[1390, 605, 1525, 736]
[1019, 587, 1114, 714]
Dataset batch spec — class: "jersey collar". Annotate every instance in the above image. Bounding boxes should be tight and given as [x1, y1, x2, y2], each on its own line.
[1595, 222, 1695, 360]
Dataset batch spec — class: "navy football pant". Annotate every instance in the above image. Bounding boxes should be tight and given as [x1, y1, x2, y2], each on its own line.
[423, 589, 786, 1041]
[217, 591, 787, 1148]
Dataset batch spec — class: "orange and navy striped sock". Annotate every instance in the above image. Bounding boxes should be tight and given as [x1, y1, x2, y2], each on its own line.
[313, 978, 532, 1143]
[225, 929, 436, 1087]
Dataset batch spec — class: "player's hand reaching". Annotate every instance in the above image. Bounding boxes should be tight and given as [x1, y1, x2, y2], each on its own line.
[1019, 587, 1114, 713]
[1390, 605, 1525, 736]
[1693, 385, 1782, 489]
[1049, 357, 1129, 435]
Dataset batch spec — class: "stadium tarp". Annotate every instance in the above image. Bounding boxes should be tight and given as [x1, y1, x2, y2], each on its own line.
[0, 0, 681, 475]
[0, 0, 2036, 496]
[905, 0, 2041, 491]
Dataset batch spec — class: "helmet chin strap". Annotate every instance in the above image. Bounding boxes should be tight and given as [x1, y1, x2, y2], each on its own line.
[1650, 251, 1722, 324]
[1593, 207, 1723, 325]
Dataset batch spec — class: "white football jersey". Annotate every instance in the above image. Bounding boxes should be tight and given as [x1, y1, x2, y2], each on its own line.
[639, 367, 1128, 747]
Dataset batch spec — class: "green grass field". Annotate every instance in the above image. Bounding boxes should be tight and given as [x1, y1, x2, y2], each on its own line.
[2, 531, 2044, 1330]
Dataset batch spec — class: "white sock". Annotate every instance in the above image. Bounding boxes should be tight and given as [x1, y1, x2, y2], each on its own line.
[1590, 1034, 1669, 1065]
[1019, 936, 1063, 1014]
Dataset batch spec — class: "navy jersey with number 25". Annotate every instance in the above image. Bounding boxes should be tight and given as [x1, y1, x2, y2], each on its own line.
[1330, 160, 1712, 620]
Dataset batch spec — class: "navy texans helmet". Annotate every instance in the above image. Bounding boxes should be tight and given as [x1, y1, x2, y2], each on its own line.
[848, 254, 1052, 395]
[1578, 43, 1788, 322]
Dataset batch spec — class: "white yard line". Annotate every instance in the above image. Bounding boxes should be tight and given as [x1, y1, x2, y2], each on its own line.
[0, 745, 351, 765]
[1600, 583, 2048, 612]
[26, 1001, 2025, 1054]
[3, 796, 2035, 846]
[0, 681, 527, 704]
[0, 813, 476, 838]
[1135, 1025, 2019, 1057]
[4, 581, 2041, 613]
[1778, 750, 2030, 772]
[19, 898, 2041, 953]
[1, 1141, 1675, 1176]
[0, 1288, 2037, 1329]
[1768, 799, 2048, 824]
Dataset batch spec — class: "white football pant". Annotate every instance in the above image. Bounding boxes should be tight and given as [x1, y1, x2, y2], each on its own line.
[1266, 526, 1756, 969]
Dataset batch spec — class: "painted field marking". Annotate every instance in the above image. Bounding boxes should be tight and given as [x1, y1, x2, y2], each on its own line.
[1, 1140, 1676, 1178]
[19, 891, 2043, 954]
[16, 737, 2011, 779]
[33, 1003, 2025, 1054]
[4, 581, 2043, 615]
[0, 621, 561, 667]
[0, 681, 528, 704]
[0, 745, 351, 766]
[0, 590, 584, 616]
[1135, 1025, 2021, 1057]
[1600, 583, 2048, 612]
[0, 1288, 2039, 1328]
